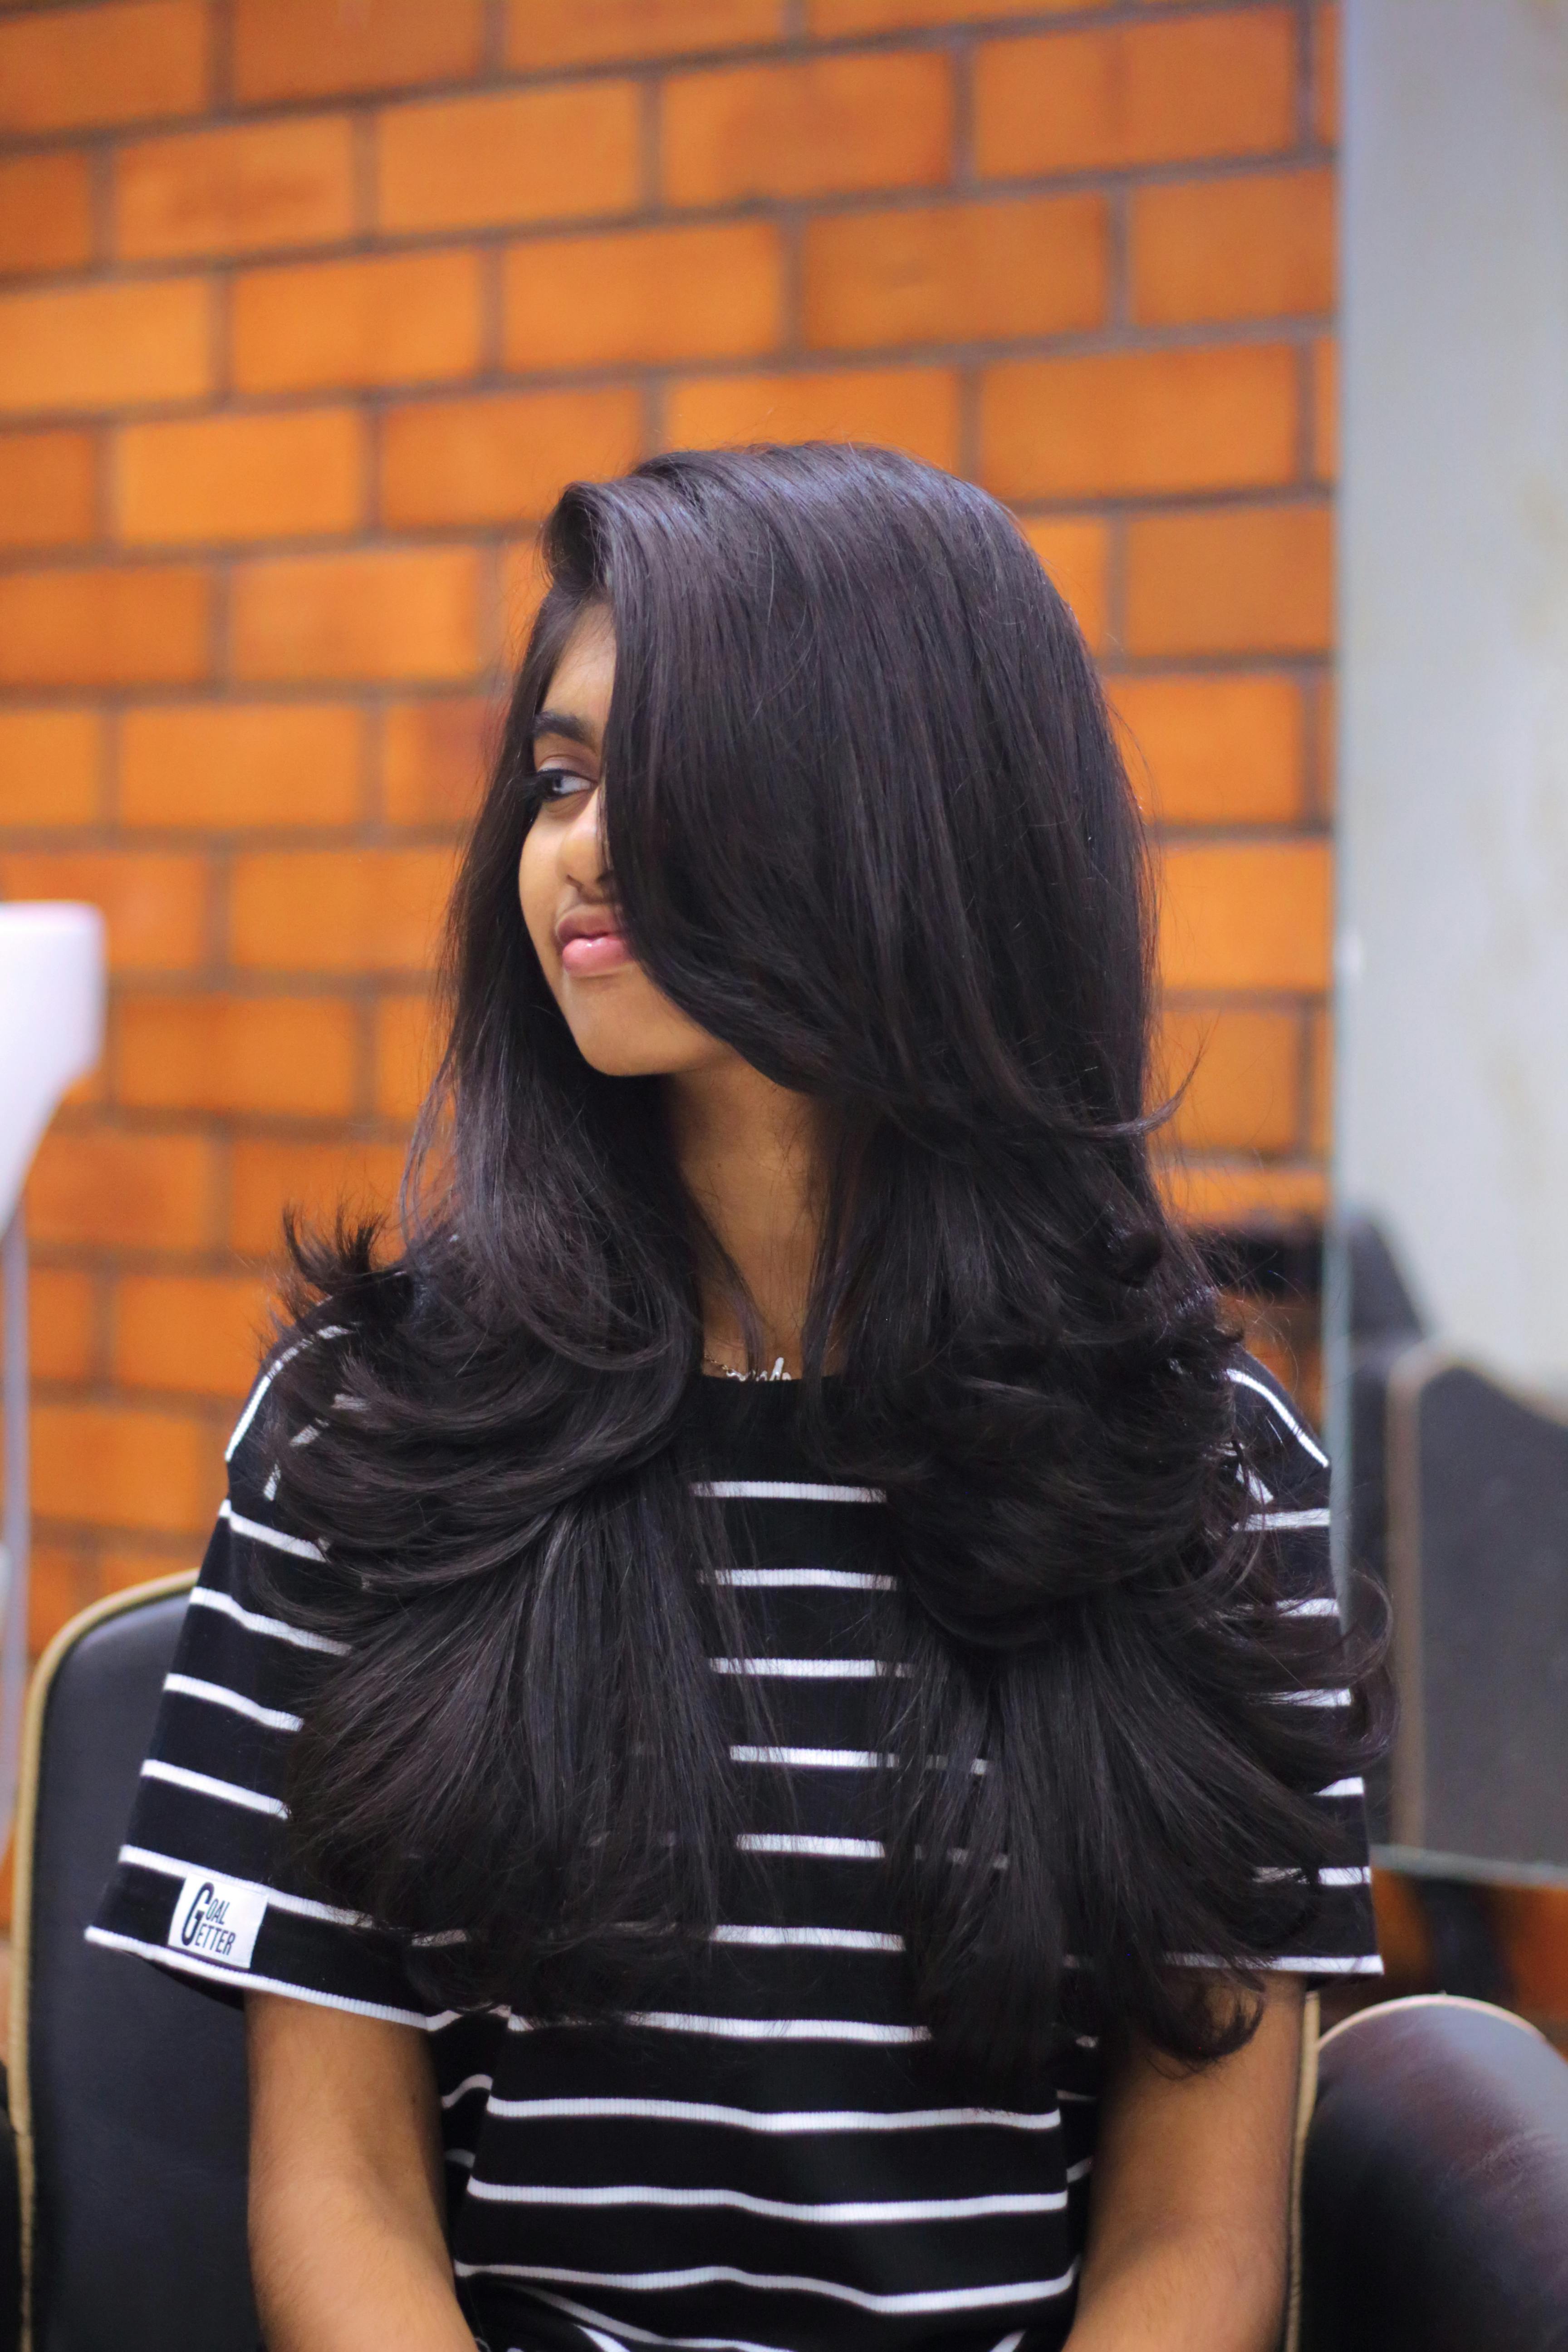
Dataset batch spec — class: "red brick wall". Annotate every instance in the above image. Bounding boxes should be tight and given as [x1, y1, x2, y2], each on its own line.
[0, 0, 1338, 1651]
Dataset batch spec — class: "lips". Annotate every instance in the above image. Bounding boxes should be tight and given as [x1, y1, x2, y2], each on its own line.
[555, 904, 632, 976]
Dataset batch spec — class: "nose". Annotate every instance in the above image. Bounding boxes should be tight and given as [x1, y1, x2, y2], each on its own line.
[558, 783, 610, 896]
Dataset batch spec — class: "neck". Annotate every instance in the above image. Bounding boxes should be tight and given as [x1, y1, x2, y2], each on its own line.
[666, 1057, 824, 1377]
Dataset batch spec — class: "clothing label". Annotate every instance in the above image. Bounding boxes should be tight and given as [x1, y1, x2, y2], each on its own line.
[167, 1871, 268, 1970]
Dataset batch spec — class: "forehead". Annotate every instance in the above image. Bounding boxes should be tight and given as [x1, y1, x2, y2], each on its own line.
[539, 603, 616, 728]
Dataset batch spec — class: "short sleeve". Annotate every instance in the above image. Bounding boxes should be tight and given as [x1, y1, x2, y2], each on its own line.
[1226, 1357, 1383, 1984]
[88, 1362, 448, 2029]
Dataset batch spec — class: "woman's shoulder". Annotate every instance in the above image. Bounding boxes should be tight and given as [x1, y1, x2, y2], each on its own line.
[1224, 1350, 1329, 1507]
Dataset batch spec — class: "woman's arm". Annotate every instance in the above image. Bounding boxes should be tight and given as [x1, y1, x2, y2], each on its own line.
[1065, 1977, 1305, 2352]
[246, 1992, 476, 2351]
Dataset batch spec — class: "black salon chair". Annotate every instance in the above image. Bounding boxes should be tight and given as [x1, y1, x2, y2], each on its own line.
[9, 1575, 256, 2352]
[10, 1583, 1568, 2351]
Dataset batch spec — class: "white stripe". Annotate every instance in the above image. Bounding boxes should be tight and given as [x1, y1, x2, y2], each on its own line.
[1250, 1509, 1332, 1533]
[446, 2148, 475, 2168]
[711, 1658, 897, 1681]
[452, 2257, 1078, 2319]
[623, 2011, 928, 2046]
[441, 2072, 493, 2109]
[736, 1833, 883, 1860]
[526, 2286, 831, 2352]
[1319, 1866, 1372, 1886]
[1318, 1776, 1366, 1798]
[710, 1924, 902, 1953]
[220, 1499, 327, 1562]
[1280, 1595, 1339, 1617]
[1066, 2158, 1093, 2185]
[466, 2179, 1066, 2224]
[480, 2095, 1061, 2134]
[1274, 1688, 1352, 1706]
[730, 1744, 884, 1771]
[1170, 1951, 1384, 1975]
[713, 1568, 894, 1591]
[991, 2335, 1025, 2352]
[83, 1926, 452, 2028]
[1227, 1367, 1330, 1466]
[187, 1583, 347, 1655]
[140, 1758, 287, 1817]
[116, 1843, 368, 1927]
[163, 1672, 302, 1733]
[693, 1481, 885, 1504]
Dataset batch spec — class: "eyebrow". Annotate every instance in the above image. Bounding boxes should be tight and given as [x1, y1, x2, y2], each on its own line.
[530, 708, 599, 751]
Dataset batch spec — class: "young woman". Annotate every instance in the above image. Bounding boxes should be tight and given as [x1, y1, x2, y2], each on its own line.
[93, 444, 1381, 2352]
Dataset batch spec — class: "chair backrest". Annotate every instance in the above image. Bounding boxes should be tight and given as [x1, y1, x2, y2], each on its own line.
[1386, 1351, 1568, 1865]
[1301, 1993, 1568, 2352]
[9, 1578, 258, 2352]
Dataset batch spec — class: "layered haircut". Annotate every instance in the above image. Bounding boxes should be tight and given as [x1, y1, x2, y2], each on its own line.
[266, 445, 1378, 2073]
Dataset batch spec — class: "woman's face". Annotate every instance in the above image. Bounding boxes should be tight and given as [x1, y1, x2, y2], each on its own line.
[518, 604, 736, 1080]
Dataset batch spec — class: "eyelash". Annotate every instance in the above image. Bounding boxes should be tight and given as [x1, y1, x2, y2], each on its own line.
[531, 766, 594, 802]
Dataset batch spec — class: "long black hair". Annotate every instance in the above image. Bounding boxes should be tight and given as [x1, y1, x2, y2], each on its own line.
[264, 444, 1379, 2073]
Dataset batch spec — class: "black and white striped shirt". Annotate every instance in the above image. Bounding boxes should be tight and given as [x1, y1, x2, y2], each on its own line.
[91, 1355, 1378, 2352]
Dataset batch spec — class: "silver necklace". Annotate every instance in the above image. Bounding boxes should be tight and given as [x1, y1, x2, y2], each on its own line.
[701, 1353, 793, 1382]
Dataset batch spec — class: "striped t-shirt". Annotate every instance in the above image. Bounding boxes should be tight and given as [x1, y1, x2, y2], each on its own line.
[91, 1354, 1378, 2352]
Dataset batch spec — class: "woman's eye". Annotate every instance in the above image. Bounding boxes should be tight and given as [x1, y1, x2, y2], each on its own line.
[534, 767, 593, 801]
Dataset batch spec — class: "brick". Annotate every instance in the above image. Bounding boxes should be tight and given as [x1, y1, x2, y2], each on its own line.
[0, 1, 207, 134]
[34, 1400, 220, 1535]
[116, 116, 356, 263]
[663, 53, 952, 206]
[0, 279, 211, 413]
[121, 704, 363, 831]
[981, 345, 1299, 501]
[1312, 335, 1337, 481]
[1131, 169, 1335, 325]
[30, 1543, 91, 1658]
[1307, 1005, 1331, 1158]
[665, 368, 960, 470]
[373, 991, 440, 1121]
[381, 388, 643, 530]
[231, 250, 485, 395]
[0, 152, 94, 276]
[230, 1136, 407, 1256]
[98, 1544, 202, 1597]
[1314, 1, 1339, 146]
[1017, 515, 1111, 657]
[113, 1271, 274, 1398]
[1157, 1005, 1301, 1155]
[27, 1128, 216, 1250]
[0, 564, 210, 688]
[500, 539, 549, 656]
[975, 12, 1297, 178]
[116, 993, 359, 1117]
[1125, 504, 1333, 657]
[0, 428, 97, 550]
[234, 0, 484, 102]
[376, 85, 641, 235]
[232, 548, 481, 683]
[116, 407, 363, 545]
[504, 222, 784, 372]
[804, 193, 1107, 352]
[1159, 839, 1331, 993]
[382, 697, 495, 828]
[0, 848, 207, 970]
[1310, 670, 1336, 817]
[230, 846, 457, 973]
[0, 710, 103, 827]
[1111, 675, 1303, 826]
[31, 1265, 98, 1384]
[509, 0, 782, 67]
[812, 0, 1093, 24]
[1160, 1159, 1326, 1228]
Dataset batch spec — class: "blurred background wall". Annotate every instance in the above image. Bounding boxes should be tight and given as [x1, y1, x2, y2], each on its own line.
[0, 0, 1337, 1648]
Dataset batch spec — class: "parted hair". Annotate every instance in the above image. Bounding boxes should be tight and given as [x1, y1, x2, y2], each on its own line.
[263, 443, 1382, 2074]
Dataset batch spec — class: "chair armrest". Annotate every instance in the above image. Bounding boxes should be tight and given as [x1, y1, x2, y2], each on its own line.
[1300, 1994, 1568, 2352]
